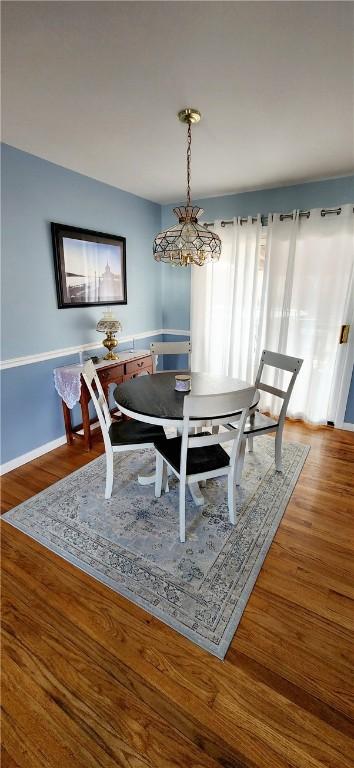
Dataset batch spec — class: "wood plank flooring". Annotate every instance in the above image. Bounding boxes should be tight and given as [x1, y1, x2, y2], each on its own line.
[1, 423, 354, 768]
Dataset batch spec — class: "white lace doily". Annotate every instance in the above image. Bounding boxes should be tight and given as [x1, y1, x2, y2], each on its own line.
[53, 364, 83, 409]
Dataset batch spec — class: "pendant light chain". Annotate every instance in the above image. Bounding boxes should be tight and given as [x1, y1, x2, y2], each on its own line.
[153, 107, 222, 266]
[187, 120, 192, 207]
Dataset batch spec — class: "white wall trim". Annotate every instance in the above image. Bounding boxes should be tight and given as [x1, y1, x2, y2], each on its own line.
[0, 329, 190, 371]
[0, 329, 163, 370]
[0, 422, 102, 475]
[0, 435, 68, 474]
[337, 421, 354, 432]
[163, 329, 191, 337]
[333, 288, 354, 427]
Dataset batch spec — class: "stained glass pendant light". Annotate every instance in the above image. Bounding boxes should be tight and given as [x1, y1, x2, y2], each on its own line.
[153, 108, 221, 267]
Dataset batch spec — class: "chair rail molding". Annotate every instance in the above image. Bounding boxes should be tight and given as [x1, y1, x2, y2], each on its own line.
[0, 329, 191, 370]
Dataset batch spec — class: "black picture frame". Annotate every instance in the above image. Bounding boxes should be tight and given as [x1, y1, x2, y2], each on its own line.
[51, 223, 127, 308]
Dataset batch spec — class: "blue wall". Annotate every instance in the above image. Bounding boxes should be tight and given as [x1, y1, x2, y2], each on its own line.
[1, 144, 163, 464]
[344, 368, 354, 423]
[2, 147, 353, 467]
[1, 144, 162, 359]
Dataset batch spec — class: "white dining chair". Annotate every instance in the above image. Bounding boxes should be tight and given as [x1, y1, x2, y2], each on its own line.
[154, 386, 256, 542]
[150, 340, 192, 373]
[82, 360, 165, 499]
[228, 350, 303, 482]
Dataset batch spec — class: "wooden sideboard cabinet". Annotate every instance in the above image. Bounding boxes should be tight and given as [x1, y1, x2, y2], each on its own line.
[62, 351, 153, 451]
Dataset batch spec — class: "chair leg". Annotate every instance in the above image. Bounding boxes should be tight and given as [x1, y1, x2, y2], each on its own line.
[155, 452, 164, 497]
[236, 438, 246, 486]
[162, 461, 169, 492]
[275, 428, 283, 472]
[228, 472, 236, 524]
[179, 480, 186, 543]
[105, 451, 114, 499]
[248, 409, 256, 452]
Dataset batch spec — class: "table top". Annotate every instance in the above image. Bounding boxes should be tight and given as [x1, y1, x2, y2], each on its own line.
[114, 371, 259, 424]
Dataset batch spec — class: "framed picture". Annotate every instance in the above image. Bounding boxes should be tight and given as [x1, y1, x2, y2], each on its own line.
[51, 223, 127, 308]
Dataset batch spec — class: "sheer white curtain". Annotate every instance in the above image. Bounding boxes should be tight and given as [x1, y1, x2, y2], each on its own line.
[191, 216, 262, 382]
[258, 204, 354, 424]
[191, 205, 353, 426]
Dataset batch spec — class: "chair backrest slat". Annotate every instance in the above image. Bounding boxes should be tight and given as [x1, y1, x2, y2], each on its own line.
[257, 382, 287, 400]
[150, 341, 192, 373]
[183, 387, 255, 419]
[82, 360, 112, 453]
[258, 350, 303, 374]
[255, 349, 303, 422]
[188, 430, 244, 449]
[179, 387, 256, 478]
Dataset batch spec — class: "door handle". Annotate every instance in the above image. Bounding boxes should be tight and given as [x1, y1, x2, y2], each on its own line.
[339, 324, 350, 344]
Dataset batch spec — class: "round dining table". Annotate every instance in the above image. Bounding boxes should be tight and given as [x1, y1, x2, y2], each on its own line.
[114, 371, 259, 505]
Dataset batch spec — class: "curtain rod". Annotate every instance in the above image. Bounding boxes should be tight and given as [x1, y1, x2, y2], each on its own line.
[204, 206, 348, 228]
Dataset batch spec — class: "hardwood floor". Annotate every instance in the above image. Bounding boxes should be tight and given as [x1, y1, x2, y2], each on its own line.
[1, 424, 354, 768]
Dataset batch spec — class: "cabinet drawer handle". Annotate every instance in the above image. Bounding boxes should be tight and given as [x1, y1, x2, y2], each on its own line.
[137, 361, 144, 367]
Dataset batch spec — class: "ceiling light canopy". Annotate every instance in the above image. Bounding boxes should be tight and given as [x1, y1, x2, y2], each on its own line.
[153, 109, 221, 267]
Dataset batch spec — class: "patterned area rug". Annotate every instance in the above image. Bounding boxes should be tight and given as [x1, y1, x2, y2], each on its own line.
[3, 437, 309, 658]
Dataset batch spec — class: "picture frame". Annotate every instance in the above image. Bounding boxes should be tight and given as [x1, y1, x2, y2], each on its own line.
[51, 223, 127, 308]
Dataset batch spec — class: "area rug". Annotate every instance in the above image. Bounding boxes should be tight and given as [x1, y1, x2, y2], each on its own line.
[3, 437, 309, 658]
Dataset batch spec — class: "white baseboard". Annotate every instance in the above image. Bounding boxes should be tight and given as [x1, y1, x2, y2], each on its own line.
[0, 435, 68, 475]
[337, 421, 354, 432]
[0, 423, 102, 475]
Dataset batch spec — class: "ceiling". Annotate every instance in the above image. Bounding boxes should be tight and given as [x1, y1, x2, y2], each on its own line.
[2, 1, 354, 204]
